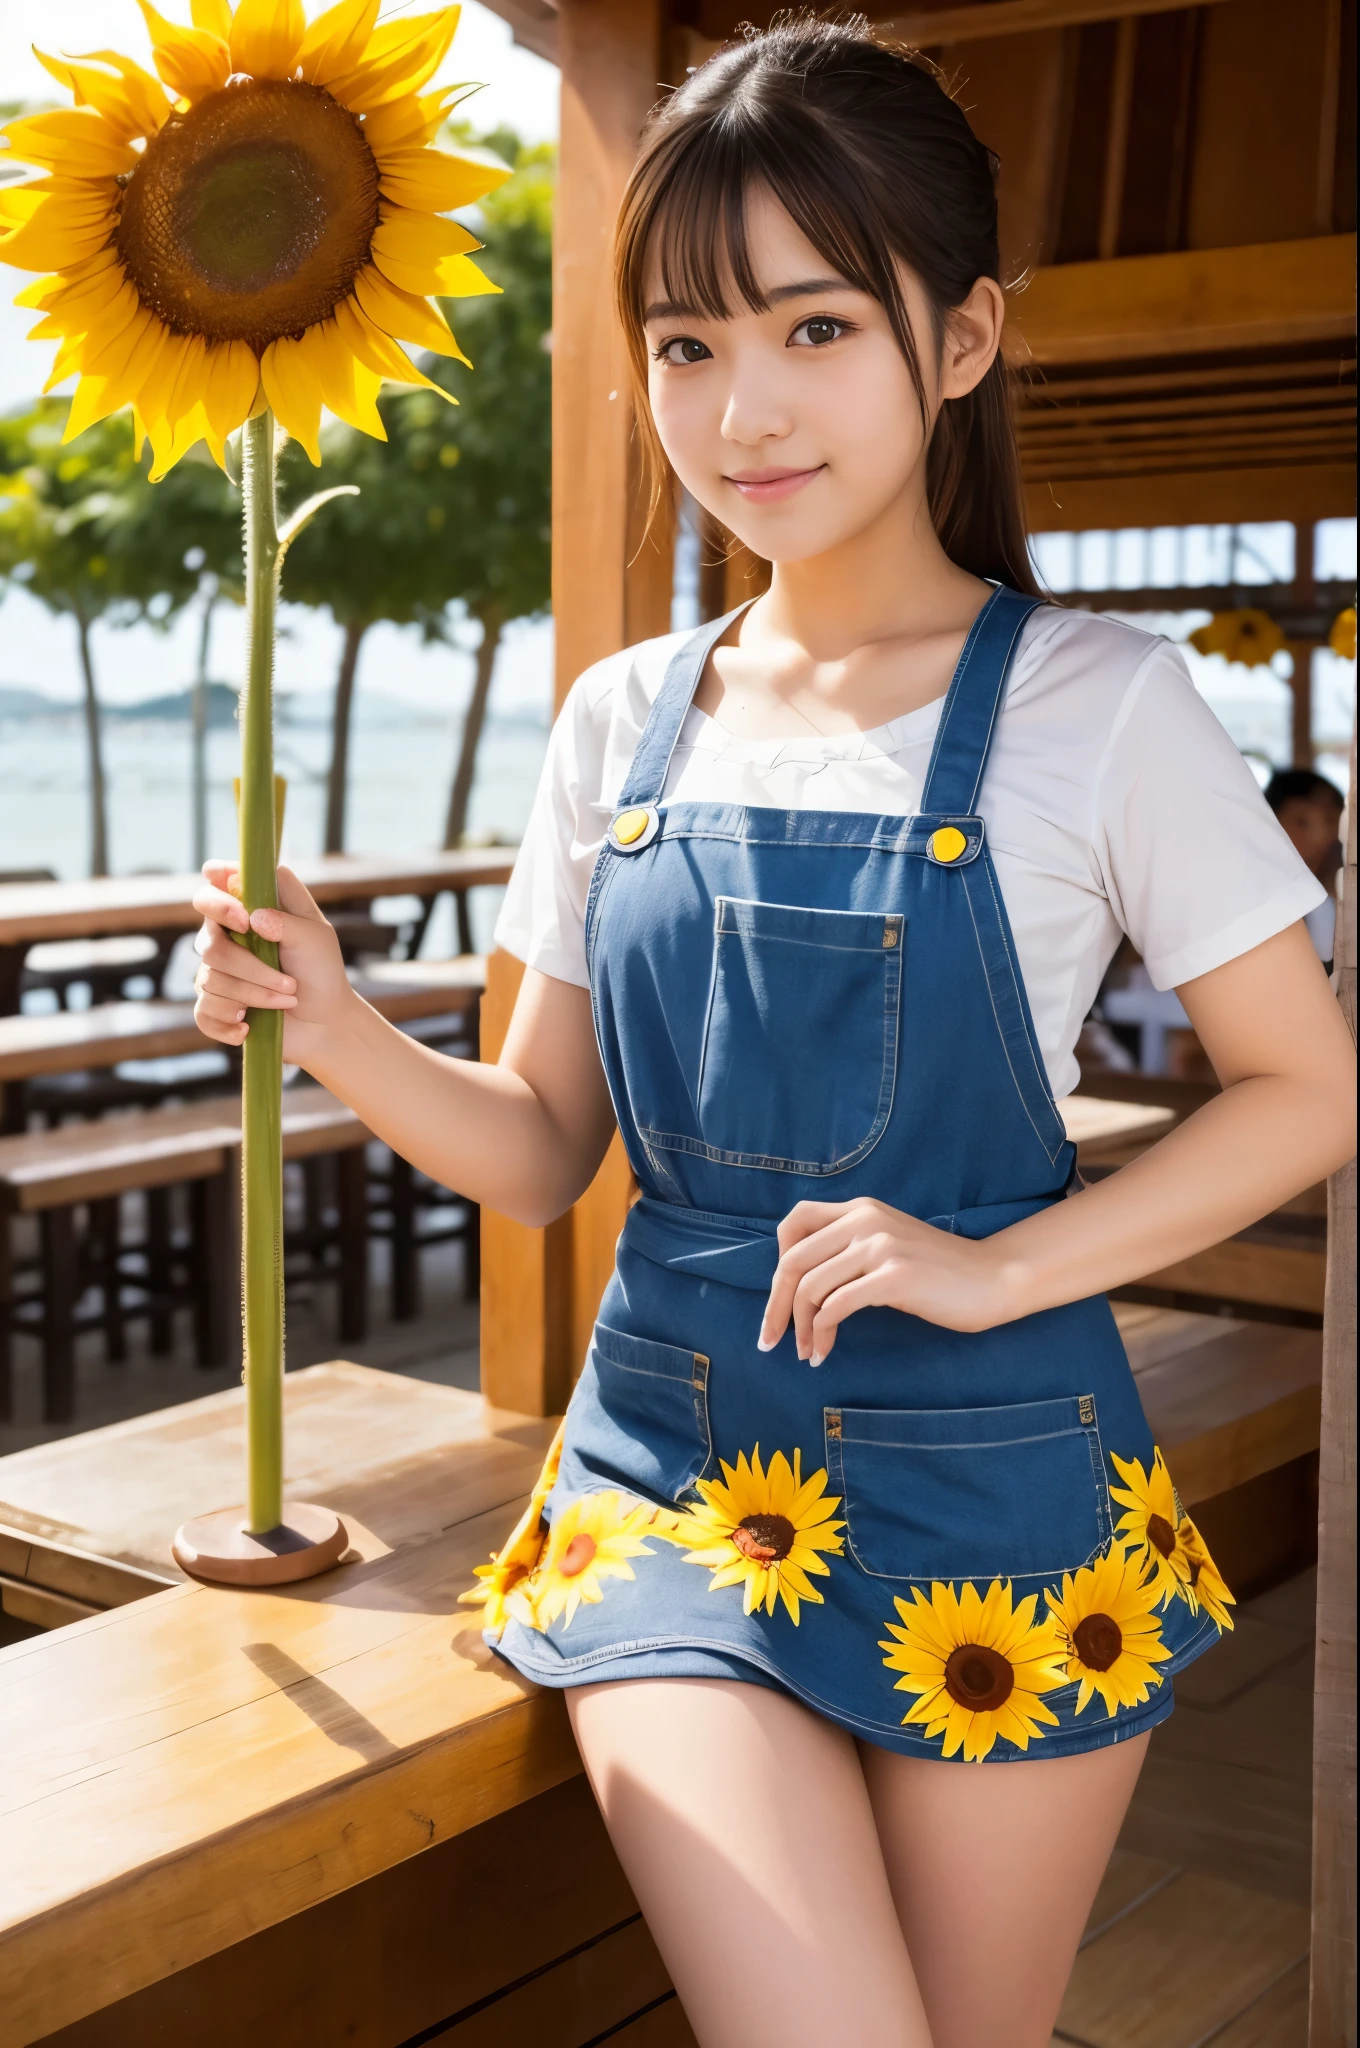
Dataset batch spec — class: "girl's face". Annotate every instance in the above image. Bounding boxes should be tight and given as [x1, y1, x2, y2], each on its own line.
[643, 187, 1003, 566]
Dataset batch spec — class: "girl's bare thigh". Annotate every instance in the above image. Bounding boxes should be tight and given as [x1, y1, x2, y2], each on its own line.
[860, 1729, 1150, 2048]
[567, 1676, 1149, 2048]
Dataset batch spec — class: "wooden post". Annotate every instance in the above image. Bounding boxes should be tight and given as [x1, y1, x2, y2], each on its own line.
[479, 0, 672, 1418]
[1310, 731, 1356, 2046]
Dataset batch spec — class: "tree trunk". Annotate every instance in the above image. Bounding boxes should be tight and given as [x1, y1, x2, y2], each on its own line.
[324, 617, 367, 855]
[443, 606, 504, 851]
[1310, 729, 1357, 2045]
[75, 609, 109, 878]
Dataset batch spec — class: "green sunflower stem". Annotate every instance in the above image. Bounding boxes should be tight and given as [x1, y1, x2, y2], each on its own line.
[239, 408, 285, 1536]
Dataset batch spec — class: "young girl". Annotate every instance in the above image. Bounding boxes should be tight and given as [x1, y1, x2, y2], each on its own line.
[192, 22, 1355, 2047]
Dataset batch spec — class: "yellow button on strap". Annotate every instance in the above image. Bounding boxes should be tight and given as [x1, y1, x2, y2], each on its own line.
[929, 825, 968, 865]
[609, 805, 660, 852]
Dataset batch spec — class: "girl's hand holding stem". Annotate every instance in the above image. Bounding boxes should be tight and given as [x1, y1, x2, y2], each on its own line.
[193, 861, 355, 1067]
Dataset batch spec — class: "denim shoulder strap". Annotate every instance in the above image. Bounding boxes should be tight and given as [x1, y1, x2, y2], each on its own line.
[618, 603, 752, 808]
[920, 586, 1045, 816]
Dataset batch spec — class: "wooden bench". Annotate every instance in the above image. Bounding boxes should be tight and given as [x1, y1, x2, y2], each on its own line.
[0, 1088, 374, 1425]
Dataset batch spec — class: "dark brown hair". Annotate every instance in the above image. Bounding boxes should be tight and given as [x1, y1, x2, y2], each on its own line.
[614, 13, 1038, 595]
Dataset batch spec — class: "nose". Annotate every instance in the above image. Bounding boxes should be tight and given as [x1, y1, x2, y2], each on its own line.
[719, 354, 794, 450]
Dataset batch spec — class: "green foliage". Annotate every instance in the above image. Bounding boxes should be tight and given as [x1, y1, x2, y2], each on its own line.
[279, 131, 552, 638]
[0, 398, 240, 628]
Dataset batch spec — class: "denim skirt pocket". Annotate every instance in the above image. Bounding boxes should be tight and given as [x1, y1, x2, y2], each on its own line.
[825, 1395, 1111, 1584]
[569, 1322, 712, 1505]
[689, 896, 903, 1174]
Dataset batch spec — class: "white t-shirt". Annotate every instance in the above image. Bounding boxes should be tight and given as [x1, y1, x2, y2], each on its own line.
[495, 606, 1323, 1099]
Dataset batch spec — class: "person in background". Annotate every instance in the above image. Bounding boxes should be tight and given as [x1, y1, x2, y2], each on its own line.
[1265, 769, 1345, 970]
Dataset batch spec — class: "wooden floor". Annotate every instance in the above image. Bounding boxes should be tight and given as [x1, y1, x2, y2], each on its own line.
[1052, 1567, 1316, 2048]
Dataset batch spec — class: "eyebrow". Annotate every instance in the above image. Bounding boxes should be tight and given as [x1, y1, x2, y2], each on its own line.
[643, 278, 858, 321]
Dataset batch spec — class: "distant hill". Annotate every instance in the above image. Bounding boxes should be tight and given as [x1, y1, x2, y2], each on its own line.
[0, 685, 71, 716]
[113, 682, 240, 726]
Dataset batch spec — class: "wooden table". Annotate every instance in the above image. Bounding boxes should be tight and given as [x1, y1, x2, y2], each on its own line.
[0, 852, 514, 1013]
[0, 962, 487, 1087]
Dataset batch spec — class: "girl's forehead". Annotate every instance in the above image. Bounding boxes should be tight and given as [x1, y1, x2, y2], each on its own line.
[641, 194, 857, 320]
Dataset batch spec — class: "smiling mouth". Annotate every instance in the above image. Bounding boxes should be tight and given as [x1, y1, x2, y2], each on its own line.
[724, 465, 825, 501]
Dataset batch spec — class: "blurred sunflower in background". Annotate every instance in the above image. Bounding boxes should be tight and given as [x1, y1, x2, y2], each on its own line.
[0, 0, 508, 477]
[1188, 608, 1286, 668]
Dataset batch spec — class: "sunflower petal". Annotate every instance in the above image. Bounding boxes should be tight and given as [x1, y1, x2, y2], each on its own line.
[353, 265, 469, 362]
[326, 10, 462, 114]
[136, 2, 231, 102]
[229, 0, 306, 79]
[33, 49, 172, 141]
[201, 339, 262, 442]
[298, 0, 381, 85]
[378, 146, 511, 213]
[261, 333, 324, 464]
[436, 252, 499, 298]
[3, 206, 115, 275]
[334, 295, 455, 402]
[2, 109, 136, 179]
[190, 0, 234, 35]
[361, 84, 460, 156]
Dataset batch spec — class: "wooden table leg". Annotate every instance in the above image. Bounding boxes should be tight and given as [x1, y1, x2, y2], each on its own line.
[0, 1200, 12, 1421]
[90, 1195, 127, 1364]
[146, 1186, 174, 1355]
[389, 1152, 418, 1323]
[337, 1145, 369, 1344]
[193, 1157, 240, 1373]
[40, 1205, 78, 1423]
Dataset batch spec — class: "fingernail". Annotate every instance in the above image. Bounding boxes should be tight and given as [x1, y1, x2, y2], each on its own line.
[756, 1335, 774, 1352]
[280, 977, 296, 992]
[809, 1351, 824, 1369]
[235, 1010, 245, 1022]
[796, 1343, 808, 1361]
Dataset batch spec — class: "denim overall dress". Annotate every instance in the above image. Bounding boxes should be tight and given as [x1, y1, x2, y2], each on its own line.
[472, 586, 1230, 1763]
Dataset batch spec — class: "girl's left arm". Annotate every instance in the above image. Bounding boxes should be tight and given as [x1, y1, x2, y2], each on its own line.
[760, 921, 1356, 1362]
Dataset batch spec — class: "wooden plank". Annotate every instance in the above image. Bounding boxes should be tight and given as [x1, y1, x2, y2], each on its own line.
[1025, 459, 1357, 531]
[0, 851, 514, 948]
[937, 27, 1069, 275]
[1005, 235, 1357, 365]
[0, 1576, 99, 1630]
[553, 0, 667, 704]
[0, 1370, 573, 2044]
[32, 1779, 649, 2048]
[1134, 1236, 1326, 1317]
[0, 1360, 553, 1578]
[1060, 1095, 1175, 1150]
[447, 1917, 676, 2047]
[1134, 1323, 1323, 1505]
[1055, 1870, 1310, 2048]
[884, 0, 1232, 44]
[1311, 728, 1356, 2041]
[0, 971, 479, 1083]
[1185, 0, 1338, 249]
[0, 1524, 170, 1610]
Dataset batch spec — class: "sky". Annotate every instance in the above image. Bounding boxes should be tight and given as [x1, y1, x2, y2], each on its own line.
[0, 0, 559, 712]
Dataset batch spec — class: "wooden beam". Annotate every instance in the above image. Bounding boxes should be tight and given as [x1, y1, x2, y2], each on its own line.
[882, 0, 1233, 48]
[1007, 234, 1357, 366]
[1311, 731, 1357, 2041]
[1024, 461, 1356, 531]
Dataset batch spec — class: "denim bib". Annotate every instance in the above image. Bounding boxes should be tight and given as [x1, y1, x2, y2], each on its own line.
[488, 587, 1229, 1762]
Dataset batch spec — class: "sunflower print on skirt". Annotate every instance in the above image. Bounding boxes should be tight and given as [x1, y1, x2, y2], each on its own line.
[1110, 1449, 1235, 1630]
[880, 1580, 1070, 1761]
[659, 1446, 845, 1624]
[1046, 1545, 1172, 1716]
[459, 1420, 565, 1637]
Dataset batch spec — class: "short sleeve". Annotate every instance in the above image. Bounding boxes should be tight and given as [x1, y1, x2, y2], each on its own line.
[1094, 642, 1326, 990]
[492, 689, 596, 988]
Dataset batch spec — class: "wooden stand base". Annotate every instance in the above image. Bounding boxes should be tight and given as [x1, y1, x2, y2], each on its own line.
[171, 1503, 349, 1587]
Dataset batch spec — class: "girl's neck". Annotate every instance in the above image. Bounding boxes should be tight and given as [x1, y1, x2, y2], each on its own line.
[752, 470, 988, 663]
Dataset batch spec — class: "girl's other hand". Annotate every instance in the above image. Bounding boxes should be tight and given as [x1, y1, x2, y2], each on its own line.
[758, 1197, 1011, 1361]
[192, 861, 354, 1068]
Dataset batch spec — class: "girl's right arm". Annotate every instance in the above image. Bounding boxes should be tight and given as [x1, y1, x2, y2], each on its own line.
[191, 861, 617, 1227]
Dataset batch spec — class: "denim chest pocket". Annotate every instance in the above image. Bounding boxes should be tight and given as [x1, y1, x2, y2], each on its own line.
[825, 1395, 1111, 1584]
[658, 896, 903, 1175]
[569, 1322, 712, 1505]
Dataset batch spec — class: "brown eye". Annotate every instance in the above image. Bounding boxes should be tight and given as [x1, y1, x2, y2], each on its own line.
[658, 336, 711, 365]
[797, 316, 842, 347]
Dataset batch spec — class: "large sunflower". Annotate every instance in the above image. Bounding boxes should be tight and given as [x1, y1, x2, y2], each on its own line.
[459, 1419, 565, 1639]
[0, 0, 506, 478]
[663, 1446, 845, 1625]
[880, 1580, 1069, 1761]
[1110, 1449, 1196, 1608]
[525, 1491, 657, 1633]
[1046, 1546, 1172, 1717]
